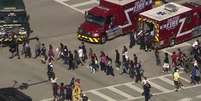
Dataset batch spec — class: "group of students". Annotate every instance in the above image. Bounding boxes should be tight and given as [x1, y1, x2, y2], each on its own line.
[51, 77, 88, 101]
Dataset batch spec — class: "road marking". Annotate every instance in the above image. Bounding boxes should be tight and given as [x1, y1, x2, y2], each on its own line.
[54, 0, 84, 14]
[124, 83, 143, 93]
[72, 0, 96, 8]
[59, 0, 71, 2]
[123, 83, 201, 101]
[177, 98, 192, 101]
[90, 90, 116, 101]
[40, 72, 184, 101]
[160, 77, 174, 86]
[196, 94, 201, 98]
[40, 98, 53, 101]
[107, 86, 134, 99]
[148, 81, 170, 92]
[180, 76, 191, 83]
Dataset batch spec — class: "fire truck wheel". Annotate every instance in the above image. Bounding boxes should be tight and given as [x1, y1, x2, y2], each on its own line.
[100, 35, 107, 44]
[170, 38, 176, 46]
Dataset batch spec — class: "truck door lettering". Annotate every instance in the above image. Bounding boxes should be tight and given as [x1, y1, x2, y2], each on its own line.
[176, 18, 192, 37]
[119, 0, 152, 29]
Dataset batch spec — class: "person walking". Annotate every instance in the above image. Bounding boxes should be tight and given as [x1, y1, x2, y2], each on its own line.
[154, 48, 161, 66]
[135, 62, 142, 83]
[48, 44, 55, 62]
[129, 60, 135, 79]
[173, 69, 182, 92]
[24, 41, 31, 58]
[142, 77, 151, 101]
[68, 50, 74, 70]
[63, 45, 68, 64]
[81, 42, 87, 62]
[163, 53, 170, 73]
[133, 53, 138, 64]
[52, 83, 59, 101]
[100, 51, 107, 72]
[41, 43, 48, 63]
[106, 56, 114, 77]
[47, 61, 54, 80]
[171, 51, 178, 68]
[122, 46, 129, 61]
[115, 49, 121, 69]
[56, 43, 64, 60]
[34, 38, 41, 58]
[66, 84, 72, 101]
[74, 50, 80, 68]
[59, 82, 65, 101]
[78, 46, 84, 65]
[129, 31, 135, 48]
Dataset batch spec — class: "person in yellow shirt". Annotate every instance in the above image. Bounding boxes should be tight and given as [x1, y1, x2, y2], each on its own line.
[173, 69, 181, 92]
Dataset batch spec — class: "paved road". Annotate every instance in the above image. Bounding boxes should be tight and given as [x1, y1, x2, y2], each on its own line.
[0, 0, 201, 101]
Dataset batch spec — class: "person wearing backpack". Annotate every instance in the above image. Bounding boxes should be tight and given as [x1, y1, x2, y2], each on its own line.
[142, 77, 151, 101]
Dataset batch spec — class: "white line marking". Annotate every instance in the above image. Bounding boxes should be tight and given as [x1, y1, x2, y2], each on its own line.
[40, 98, 53, 101]
[90, 90, 117, 101]
[180, 77, 191, 83]
[60, 0, 71, 2]
[72, 0, 96, 8]
[148, 81, 170, 92]
[177, 98, 192, 101]
[124, 83, 143, 93]
[195, 94, 201, 98]
[122, 83, 201, 101]
[160, 77, 174, 86]
[40, 73, 184, 101]
[107, 87, 134, 99]
[81, 8, 92, 12]
[54, 0, 84, 14]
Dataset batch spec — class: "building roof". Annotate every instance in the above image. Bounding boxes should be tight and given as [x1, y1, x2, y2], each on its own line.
[140, 2, 192, 21]
[104, 0, 136, 6]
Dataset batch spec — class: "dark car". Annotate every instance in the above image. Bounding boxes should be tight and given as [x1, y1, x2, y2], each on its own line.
[0, 87, 32, 101]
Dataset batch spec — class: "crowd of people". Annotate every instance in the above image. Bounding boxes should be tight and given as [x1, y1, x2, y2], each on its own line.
[6, 35, 201, 101]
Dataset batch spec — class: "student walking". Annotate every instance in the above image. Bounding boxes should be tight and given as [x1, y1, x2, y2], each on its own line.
[154, 48, 161, 66]
[41, 43, 48, 63]
[142, 77, 151, 101]
[115, 49, 121, 69]
[34, 38, 41, 58]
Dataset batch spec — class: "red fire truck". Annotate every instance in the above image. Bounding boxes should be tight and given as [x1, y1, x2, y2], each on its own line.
[138, 2, 201, 48]
[77, 0, 153, 44]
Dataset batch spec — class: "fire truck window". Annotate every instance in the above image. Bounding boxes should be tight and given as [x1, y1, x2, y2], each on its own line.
[106, 16, 112, 25]
[199, 13, 201, 19]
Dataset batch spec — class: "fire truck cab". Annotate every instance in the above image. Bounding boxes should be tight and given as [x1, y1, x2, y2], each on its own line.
[138, 2, 201, 48]
[77, 0, 153, 44]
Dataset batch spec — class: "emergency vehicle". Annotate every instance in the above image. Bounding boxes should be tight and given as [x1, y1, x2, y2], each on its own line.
[77, 0, 153, 44]
[138, 2, 201, 48]
[0, 0, 30, 45]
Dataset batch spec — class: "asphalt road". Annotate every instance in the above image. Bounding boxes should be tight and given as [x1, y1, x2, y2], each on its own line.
[0, 0, 201, 101]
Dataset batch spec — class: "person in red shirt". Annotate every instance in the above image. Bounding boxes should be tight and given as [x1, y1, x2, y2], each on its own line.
[171, 51, 178, 68]
[59, 82, 65, 101]
[52, 83, 59, 101]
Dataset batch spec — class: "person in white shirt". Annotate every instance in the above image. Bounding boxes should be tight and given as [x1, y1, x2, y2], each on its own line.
[78, 46, 84, 65]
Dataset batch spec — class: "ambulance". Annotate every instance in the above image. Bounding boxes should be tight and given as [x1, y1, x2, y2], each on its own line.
[138, 2, 201, 48]
[77, 0, 153, 44]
